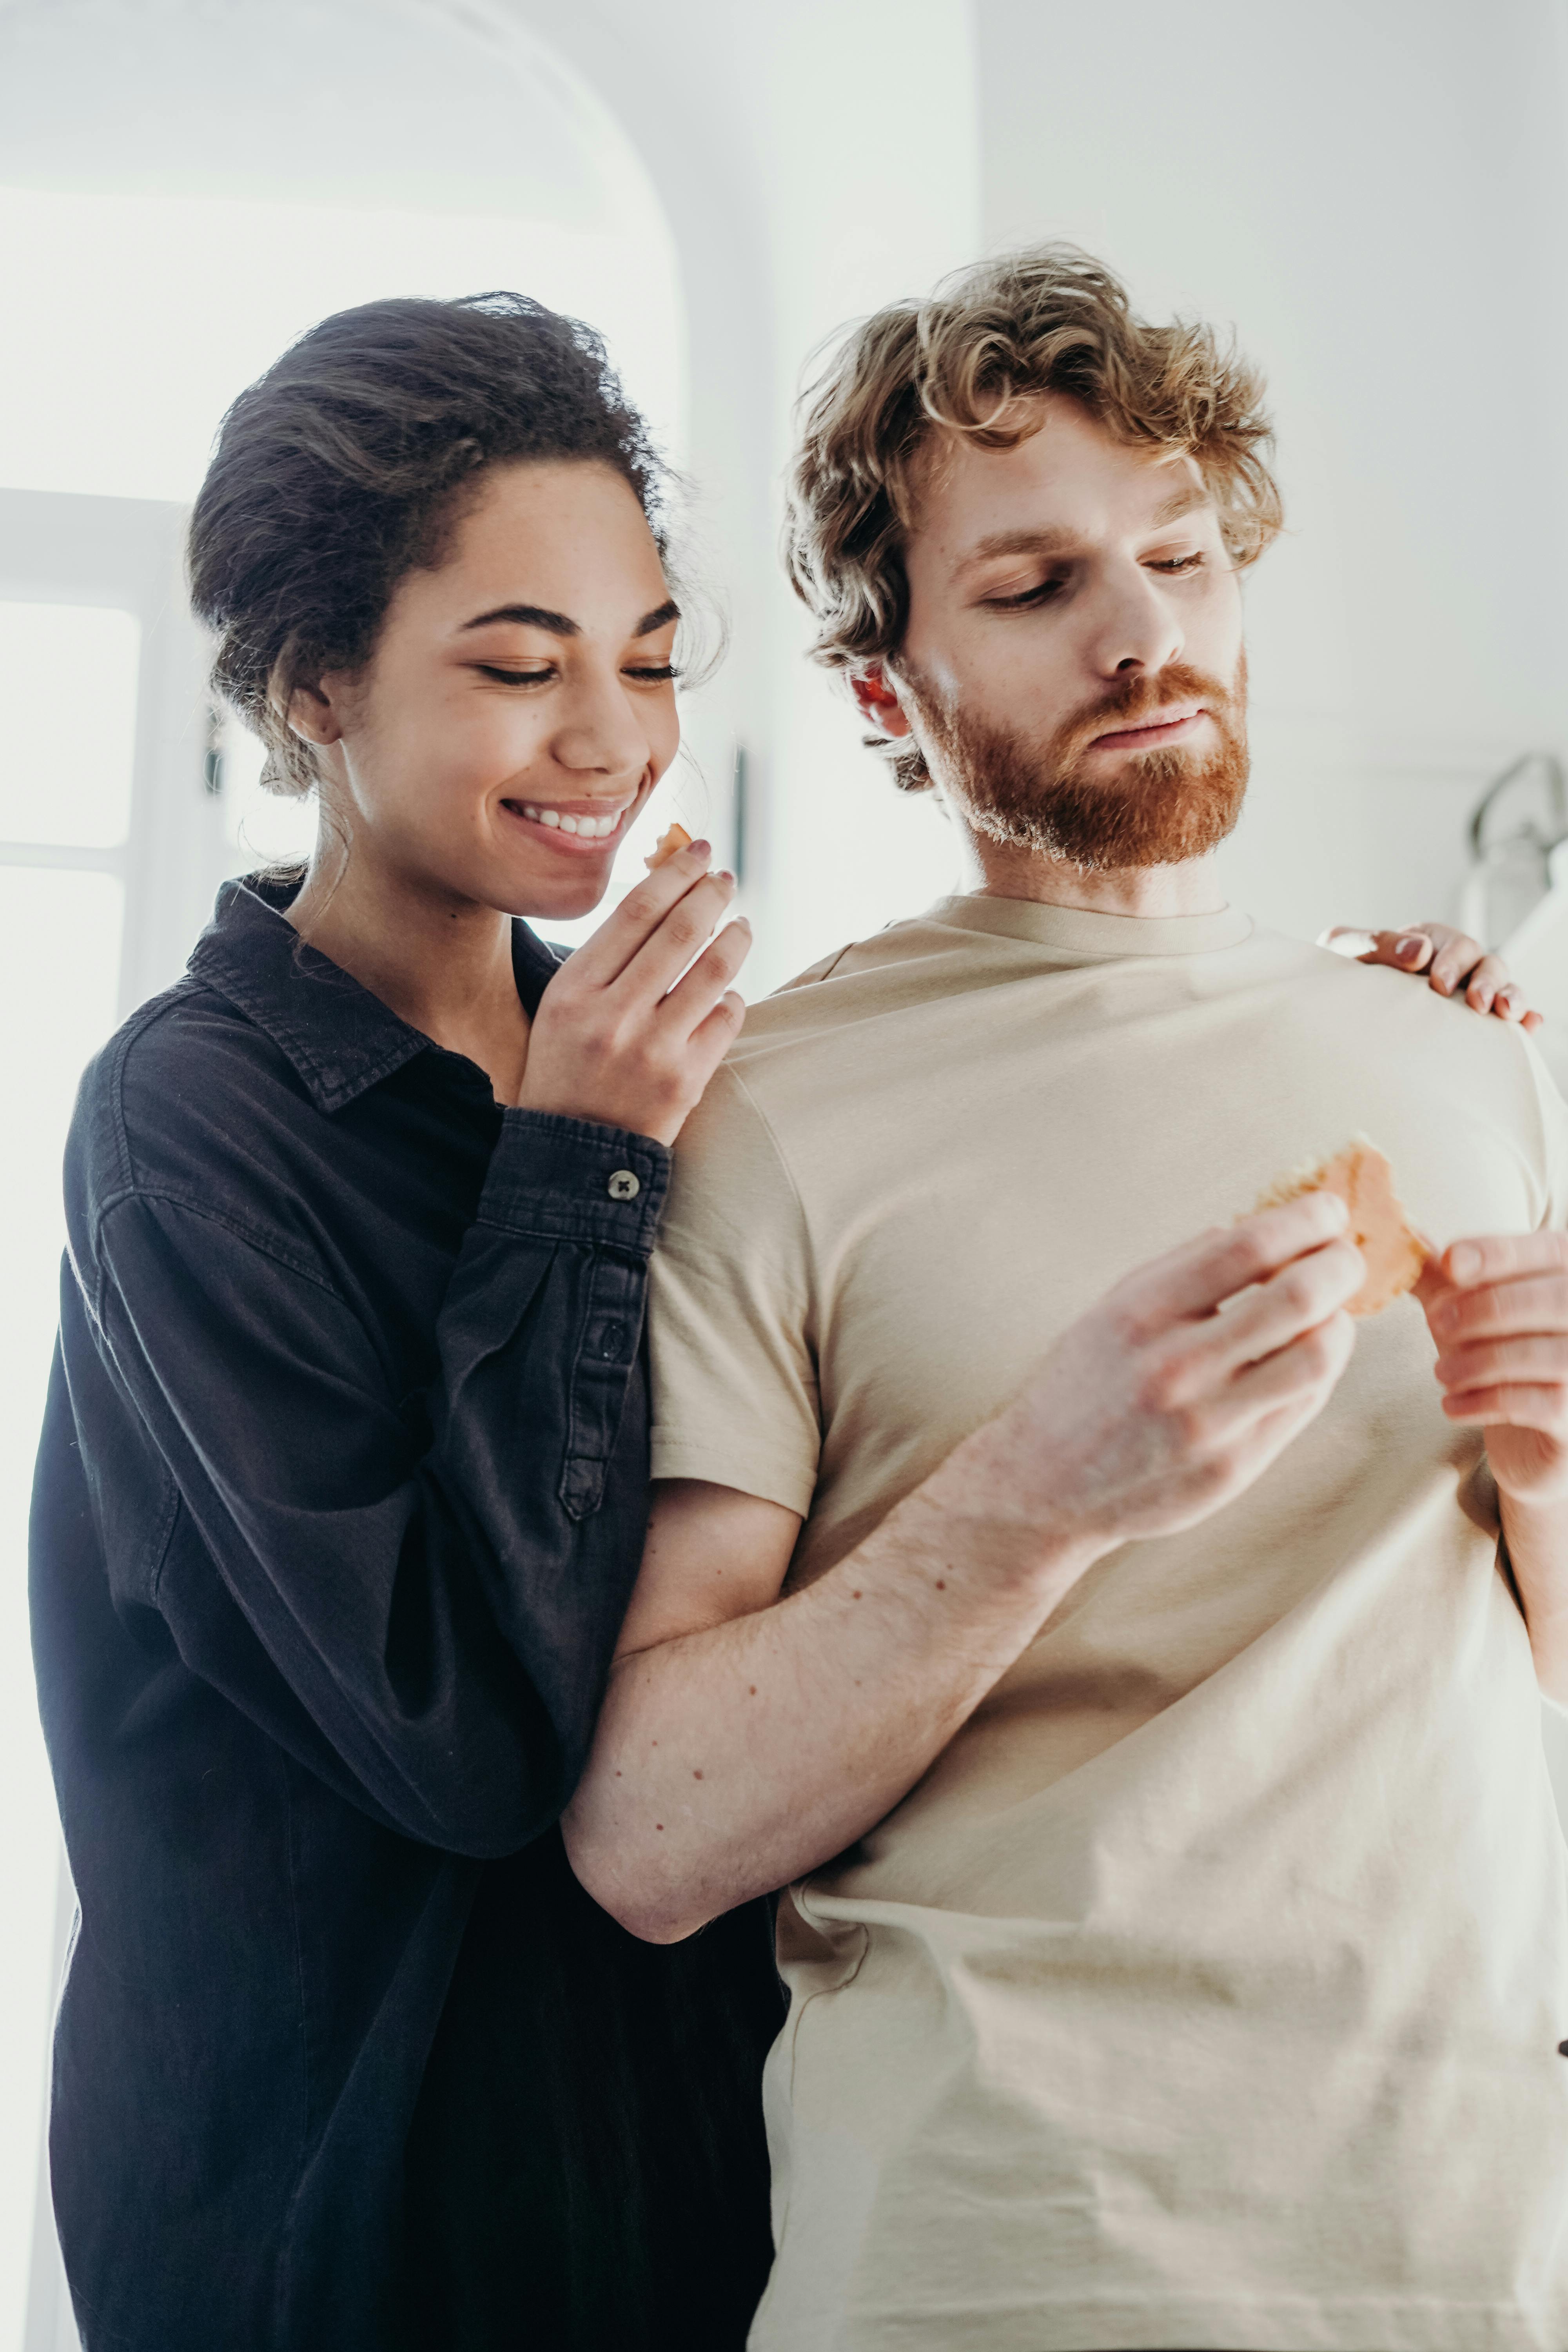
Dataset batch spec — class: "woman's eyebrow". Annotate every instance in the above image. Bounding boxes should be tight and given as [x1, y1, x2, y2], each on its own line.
[457, 597, 682, 637]
[460, 602, 579, 635]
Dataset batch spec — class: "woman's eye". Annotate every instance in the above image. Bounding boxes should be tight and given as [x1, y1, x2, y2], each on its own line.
[476, 664, 553, 686]
[624, 664, 681, 684]
[1149, 552, 1206, 574]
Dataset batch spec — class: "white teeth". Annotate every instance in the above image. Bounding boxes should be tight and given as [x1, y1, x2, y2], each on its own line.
[516, 803, 625, 837]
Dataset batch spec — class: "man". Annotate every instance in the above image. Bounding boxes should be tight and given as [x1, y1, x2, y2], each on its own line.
[564, 245, 1568, 2349]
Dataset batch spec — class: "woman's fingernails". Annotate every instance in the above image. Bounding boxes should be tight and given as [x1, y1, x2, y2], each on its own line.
[1450, 1243, 1483, 1284]
[714, 868, 736, 886]
[1395, 935, 1425, 960]
[688, 838, 711, 857]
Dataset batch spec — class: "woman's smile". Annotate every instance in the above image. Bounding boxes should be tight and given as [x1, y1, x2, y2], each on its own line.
[497, 793, 639, 851]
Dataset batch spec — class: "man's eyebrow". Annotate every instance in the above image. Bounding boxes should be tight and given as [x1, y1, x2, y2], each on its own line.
[958, 485, 1214, 575]
[458, 597, 681, 638]
[957, 526, 1078, 571]
[1147, 481, 1212, 528]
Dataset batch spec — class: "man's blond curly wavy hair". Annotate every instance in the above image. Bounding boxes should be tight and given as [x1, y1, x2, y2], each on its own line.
[783, 244, 1282, 791]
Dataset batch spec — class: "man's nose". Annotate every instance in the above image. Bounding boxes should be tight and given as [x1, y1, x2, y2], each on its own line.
[1085, 564, 1184, 679]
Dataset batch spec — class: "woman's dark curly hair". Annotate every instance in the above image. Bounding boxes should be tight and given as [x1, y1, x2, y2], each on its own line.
[188, 292, 670, 794]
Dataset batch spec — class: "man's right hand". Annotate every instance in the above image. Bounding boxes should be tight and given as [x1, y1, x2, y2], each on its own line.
[947, 1192, 1363, 1570]
[566, 1191, 1364, 1943]
[518, 838, 751, 1144]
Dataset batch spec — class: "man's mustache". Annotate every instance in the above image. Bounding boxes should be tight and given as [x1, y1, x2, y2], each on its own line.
[1055, 662, 1232, 764]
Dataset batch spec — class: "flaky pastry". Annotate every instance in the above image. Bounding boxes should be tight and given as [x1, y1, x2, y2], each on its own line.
[1253, 1137, 1429, 1316]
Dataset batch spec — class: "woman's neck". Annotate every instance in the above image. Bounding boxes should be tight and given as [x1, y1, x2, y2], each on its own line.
[288, 831, 532, 1105]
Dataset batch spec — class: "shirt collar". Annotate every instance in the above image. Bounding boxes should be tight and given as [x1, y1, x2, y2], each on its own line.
[187, 875, 563, 1116]
[926, 890, 1254, 961]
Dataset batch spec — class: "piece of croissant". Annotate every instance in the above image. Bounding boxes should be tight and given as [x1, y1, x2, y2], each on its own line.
[1252, 1137, 1429, 1316]
[644, 822, 693, 870]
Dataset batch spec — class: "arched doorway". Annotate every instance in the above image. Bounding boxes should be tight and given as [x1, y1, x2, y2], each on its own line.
[0, 8, 692, 2341]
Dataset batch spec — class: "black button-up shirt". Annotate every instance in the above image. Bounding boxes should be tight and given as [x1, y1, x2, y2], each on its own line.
[29, 879, 781, 2352]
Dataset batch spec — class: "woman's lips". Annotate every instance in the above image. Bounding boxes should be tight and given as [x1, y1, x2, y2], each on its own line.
[1088, 708, 1209, 753]
[497, 798, 632, 854]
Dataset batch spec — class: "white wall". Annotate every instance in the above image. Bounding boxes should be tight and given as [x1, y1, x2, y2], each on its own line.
[978, 0, 1568, 944]
[511, 0, 982, 990]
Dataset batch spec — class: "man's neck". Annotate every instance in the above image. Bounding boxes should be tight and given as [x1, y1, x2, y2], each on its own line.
[957, 831, 1227, 918]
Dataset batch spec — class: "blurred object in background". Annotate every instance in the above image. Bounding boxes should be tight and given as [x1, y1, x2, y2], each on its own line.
[1460, 752, 1568, 1095]
[1461, 752, 1568, 952]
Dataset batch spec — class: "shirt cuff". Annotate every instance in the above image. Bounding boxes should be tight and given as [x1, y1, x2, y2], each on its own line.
[479, 1109, 670, 1252]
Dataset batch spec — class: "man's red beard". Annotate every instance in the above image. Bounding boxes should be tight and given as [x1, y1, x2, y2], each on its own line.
[909, 656, 1250, 871]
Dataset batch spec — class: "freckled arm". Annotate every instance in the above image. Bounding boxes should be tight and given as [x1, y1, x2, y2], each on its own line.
[560, 1470, 1090, 1944]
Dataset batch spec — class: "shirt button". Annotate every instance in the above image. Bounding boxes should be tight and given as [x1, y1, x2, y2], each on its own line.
[607, 1169, 641, 1201]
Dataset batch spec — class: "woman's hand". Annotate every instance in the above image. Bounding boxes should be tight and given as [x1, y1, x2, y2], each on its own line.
[518, 839, 751, 1144]
[1319, 922, 1543, 1033]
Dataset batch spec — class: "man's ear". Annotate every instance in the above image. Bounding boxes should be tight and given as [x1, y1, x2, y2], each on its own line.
[285, 679, 343, 749]
[849, 661, 913, 740]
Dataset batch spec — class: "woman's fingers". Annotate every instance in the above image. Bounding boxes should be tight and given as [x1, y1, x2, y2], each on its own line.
[558, 838, 718, 987]
[660, 916, 753, 1037]
[688, 991, 749, 1063]
[1319, 926, 1432, 971]
[611, 868, 741, 1004]
[1319, 922, 1543, 1027]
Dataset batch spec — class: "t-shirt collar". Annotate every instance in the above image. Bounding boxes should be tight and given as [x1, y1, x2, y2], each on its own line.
[927, 890, 1254, 962]
[187, 874, 563, 1115]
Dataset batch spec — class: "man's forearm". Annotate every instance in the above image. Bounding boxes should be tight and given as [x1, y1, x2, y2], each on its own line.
[563, 1461, 1093, 1944]
[1500, 1488, 1568, 1704]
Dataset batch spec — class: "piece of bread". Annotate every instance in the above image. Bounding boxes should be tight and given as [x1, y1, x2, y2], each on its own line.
[1252, 1137, 1429, 1316]
[644, 822, 693, 870]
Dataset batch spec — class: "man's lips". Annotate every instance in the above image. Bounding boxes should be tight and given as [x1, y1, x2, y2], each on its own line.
[1087, 705, 1210, 753]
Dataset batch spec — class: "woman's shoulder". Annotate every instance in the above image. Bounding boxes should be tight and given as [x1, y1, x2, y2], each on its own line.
[68, 971, 324, 1245]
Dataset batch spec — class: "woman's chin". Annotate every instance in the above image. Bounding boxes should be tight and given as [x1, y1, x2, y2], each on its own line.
[493, 856, 614, 924]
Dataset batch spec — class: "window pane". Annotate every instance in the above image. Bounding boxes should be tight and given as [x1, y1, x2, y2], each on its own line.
[219, 720, 317, 875]
[0, 866, 123, 2348]
[0, 603, 139, 847]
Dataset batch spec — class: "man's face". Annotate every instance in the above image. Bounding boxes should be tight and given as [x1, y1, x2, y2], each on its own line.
[877, 397, 1249, 870]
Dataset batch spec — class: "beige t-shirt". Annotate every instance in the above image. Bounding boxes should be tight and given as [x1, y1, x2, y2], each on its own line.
[649, 893, 1568, 2352]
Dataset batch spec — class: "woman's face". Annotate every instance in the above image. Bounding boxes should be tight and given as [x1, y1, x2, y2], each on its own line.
[296, 458, 682, 921]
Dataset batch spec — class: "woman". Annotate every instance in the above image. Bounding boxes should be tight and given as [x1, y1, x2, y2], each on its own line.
[29, 293, 778, 2352]
[28, 287, 1534, 2352]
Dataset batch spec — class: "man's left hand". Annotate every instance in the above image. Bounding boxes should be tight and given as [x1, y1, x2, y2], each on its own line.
[1423, 1235, 1568, 1502]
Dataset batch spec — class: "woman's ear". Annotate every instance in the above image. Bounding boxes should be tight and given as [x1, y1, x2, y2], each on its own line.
[849, 662, 914, 740]
[286, 679, 343, 748]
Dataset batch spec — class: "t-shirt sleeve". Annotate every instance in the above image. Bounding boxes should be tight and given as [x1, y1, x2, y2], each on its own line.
[1519, 1031, 1568, 1230]
[648, 1063, 821, 1516]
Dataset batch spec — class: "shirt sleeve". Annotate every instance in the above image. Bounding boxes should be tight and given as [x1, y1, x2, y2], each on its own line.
[1521, 1031, 1568, 1229]
[648, 1064, 822, 1516]
[82, 1111, 666, 1857]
